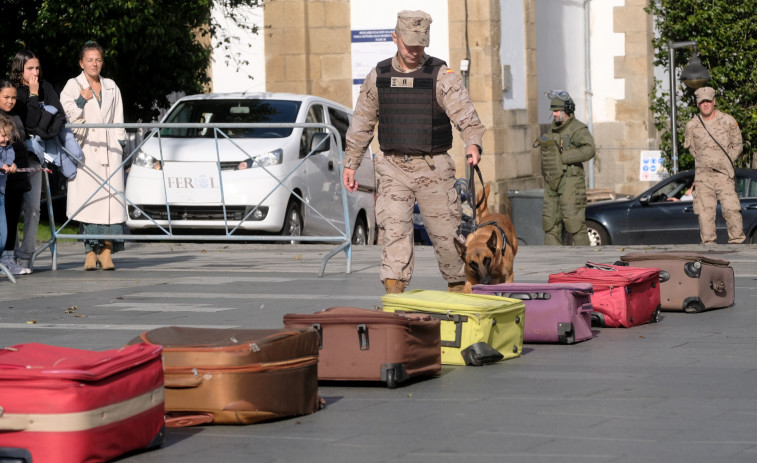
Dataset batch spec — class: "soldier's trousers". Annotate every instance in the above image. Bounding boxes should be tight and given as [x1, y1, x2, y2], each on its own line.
[693, 172, 745, 244]
[542, 166, 589, 246]
[375, 151, 465, 285]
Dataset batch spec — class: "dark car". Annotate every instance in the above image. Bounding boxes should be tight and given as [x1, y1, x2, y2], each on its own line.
[583, 168, 757, 246]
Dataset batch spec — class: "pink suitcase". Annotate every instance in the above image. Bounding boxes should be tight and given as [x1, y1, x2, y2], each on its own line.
[472, 283, 594, 344]
[549, 262, 661, 328]
[0, 343, 165, 463]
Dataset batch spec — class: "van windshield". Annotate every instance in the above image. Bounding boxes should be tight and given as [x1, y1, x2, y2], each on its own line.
[160, 99, 302, 138]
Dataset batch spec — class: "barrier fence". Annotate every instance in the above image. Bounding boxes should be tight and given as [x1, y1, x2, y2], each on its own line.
[24, 122, 361, 278]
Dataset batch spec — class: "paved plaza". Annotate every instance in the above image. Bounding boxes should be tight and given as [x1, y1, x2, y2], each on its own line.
[2, 241, 757, 462]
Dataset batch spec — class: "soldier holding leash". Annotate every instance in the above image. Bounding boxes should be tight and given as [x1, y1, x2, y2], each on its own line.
[342, 10, 485, 294]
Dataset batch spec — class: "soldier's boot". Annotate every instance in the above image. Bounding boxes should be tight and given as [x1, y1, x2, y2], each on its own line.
[84, 251, 98, 271]
[447, 282, 465, 293]
[384, 279, 405, 294]
[99, 241, 115, 271]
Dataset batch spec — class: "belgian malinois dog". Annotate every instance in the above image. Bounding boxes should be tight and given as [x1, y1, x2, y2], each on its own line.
[454, 184, 518, 293]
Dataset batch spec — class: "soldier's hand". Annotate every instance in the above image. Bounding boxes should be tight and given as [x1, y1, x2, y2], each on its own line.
[342, 167, 358, 192]
[465, 145, 481, 166]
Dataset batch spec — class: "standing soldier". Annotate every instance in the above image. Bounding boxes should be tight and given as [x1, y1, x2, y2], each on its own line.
[684, 86, 745, 244]
[342, 10, 485, 294]
[537, 90, 596, 246]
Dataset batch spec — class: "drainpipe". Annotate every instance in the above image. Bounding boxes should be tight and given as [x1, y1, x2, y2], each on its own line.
[584, 0, 595, 189]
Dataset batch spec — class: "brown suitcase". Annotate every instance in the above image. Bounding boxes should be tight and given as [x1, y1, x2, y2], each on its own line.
[283, 307, 441, 388]
[130, 326, 321, 426]
[619, 252, 735, 313]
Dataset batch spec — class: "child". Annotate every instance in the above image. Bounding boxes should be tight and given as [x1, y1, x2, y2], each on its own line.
[0, 113, 19, 254]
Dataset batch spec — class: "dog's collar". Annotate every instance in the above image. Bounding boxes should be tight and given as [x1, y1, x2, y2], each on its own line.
[476, 220, 510, 256]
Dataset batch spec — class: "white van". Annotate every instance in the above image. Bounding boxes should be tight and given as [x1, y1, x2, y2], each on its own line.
[124, 93, 376, 244]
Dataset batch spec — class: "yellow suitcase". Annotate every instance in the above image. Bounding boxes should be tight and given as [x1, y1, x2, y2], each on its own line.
[381, 290, 525, 366]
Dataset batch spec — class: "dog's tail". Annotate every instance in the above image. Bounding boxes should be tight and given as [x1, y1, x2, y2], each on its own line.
[476, 184, 491, 218]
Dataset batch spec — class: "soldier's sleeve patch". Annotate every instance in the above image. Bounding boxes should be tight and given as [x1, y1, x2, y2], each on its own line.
[445, 68, 455, 73]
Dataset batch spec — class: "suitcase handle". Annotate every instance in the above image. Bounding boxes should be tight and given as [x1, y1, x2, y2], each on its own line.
[0, 406, 29, 431]
[164, 368, 203, 388]
[579, 302, 593, 313]
[710, 280, 726, 293]
[585, 262, 617, 271]
[494, 291, 551, 301]
[165, 412, 215, 428]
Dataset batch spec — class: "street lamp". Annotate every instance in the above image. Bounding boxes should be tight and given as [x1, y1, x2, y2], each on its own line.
[668, 40, 711, 175]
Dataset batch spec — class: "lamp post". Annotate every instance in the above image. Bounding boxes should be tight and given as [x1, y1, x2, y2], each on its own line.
[668, 40, 711, 175]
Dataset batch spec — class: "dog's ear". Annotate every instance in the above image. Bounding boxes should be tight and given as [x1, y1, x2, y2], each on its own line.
[486, 230, 498, 254]
[454, 237, 467, 258]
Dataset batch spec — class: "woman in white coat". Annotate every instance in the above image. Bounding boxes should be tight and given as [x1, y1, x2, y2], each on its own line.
[60, 41, 127, 270]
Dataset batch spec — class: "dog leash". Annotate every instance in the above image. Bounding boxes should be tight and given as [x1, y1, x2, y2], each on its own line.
[466, 164, 485, 225]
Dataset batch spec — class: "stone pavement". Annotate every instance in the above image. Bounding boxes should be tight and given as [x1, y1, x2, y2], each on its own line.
[2, 241, 757, 462]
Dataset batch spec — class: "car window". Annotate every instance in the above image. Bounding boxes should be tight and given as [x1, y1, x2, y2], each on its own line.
[327, 107, 351, 153]
[160, 99, 301, 138]
[300, 104, 325, 157]
[649, 176, 694, 203]
[735, 175, 756, 198]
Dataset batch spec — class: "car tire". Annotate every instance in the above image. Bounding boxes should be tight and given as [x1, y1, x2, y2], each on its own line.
[352, 216, 369, 246]
[281, 201, 303, 244]
[586, 220, 610, 246]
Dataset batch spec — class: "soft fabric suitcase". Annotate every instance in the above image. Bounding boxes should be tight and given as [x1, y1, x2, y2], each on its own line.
[381, 290, 525, 366]
[549, 263, 661, 328]
[283, 307, 441, 388]
[472, 283, 594, 344]
[0, 342, 165, 463]
[130, 326, 321, 427]
[619, 252, 735, 313]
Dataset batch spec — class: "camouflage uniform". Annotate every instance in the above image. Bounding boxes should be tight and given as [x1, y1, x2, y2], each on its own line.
[684, 107, 745, 244]
[344, 54, 485, 286]
[541, 116, 596, 246]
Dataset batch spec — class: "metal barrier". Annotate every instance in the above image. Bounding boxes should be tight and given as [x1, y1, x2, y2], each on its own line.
[30, 122, 362, 277]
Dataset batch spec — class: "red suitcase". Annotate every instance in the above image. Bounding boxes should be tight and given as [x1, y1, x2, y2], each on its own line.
[0, 343, 165, 463]
[549, 262, 661, 328]
[472, 283, 594, 344]
[283, 307, 441, 388]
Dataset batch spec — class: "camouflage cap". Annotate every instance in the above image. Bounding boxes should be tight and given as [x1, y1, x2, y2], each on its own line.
[396, 10, 432, 47]
[695, 86, 716, 104]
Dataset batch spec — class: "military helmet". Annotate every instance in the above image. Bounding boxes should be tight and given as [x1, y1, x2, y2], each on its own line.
[547, 90, 575, 114]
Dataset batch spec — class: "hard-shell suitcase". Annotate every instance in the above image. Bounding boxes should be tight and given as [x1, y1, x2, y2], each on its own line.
[283, 307, 441, 388]
[381, 290, 525, 366]
[472, 283, 594, 344]
[130, 326, 320, 426]
[549, 262, 661, 328]
[0, 342, 165, 463]
[619, 252, 735, 313]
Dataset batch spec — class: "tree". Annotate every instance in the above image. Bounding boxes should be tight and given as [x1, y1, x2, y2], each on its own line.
[646, 0, 757, 171]
[1, 0, 262, 122]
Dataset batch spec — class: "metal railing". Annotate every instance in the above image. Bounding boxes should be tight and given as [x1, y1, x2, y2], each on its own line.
[29, 122, 359, 277]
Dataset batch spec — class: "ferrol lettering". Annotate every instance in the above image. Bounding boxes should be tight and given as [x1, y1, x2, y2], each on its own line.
[166, 176, 217, 189]
[390, 77, 414, 88]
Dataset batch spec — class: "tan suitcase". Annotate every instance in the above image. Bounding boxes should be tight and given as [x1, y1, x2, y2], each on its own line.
[130, 326, 320, 426]
[619, 252, 735, 313]
[283, 307, 441, 388]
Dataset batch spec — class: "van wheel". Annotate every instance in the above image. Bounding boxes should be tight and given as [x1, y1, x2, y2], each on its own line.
[281, 202, 302, 244]
[352, 216, 368, 245]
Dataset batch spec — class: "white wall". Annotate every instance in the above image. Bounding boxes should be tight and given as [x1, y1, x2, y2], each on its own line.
[500, 0, 527, 110]
[590, 0, 625, 123]
[210, 4, 266, 93]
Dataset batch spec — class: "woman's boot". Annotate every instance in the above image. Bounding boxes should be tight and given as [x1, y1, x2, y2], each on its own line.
[99, 241, 115, 270]
[84, 251, 98, 270]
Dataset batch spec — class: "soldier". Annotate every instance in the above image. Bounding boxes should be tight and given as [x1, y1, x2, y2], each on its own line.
[684, 86, 745, 244]
[538, 90, 596, 246]
[342, 10, 485, 294]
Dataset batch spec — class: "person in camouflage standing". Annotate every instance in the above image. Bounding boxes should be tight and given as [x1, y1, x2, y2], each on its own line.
[342, 10, 485, 294]
[684, 86, 745, 244]
[538, 91, 595, 246]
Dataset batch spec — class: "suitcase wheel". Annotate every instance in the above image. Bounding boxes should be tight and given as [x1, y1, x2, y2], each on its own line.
[683, 298, 705, 314]
[651, 305, 661, 322]
[381, 363, 409, 389]
[0, 447, 32, 463]
[460, 342, 504, 366]
[557, 322, 575, 344]
[590, 312, 606, 328]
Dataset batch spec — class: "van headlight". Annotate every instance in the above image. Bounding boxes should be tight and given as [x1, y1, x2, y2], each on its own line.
[133, 149, 162, 170]
[252, 149, 283, 167]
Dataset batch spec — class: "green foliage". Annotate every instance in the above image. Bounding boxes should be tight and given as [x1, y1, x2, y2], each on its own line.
[645, 0, 757, 171]
[1, 0, 262, 122]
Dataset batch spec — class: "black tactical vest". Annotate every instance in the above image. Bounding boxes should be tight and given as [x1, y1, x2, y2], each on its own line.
[375, 57, 453, 155]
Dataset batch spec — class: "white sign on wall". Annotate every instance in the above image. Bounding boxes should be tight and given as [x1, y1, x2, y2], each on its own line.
[639, 150, 667, 182]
